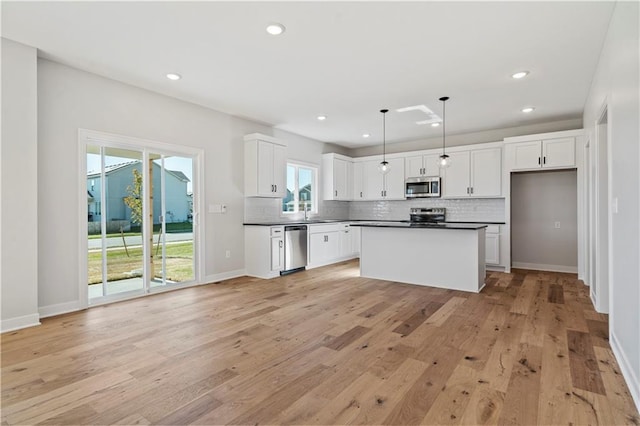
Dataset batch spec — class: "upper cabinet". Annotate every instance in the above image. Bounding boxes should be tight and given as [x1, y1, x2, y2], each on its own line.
[244, 133, 286, 198]
[362, 157, 405, 200]
[405, 153, 441, 178]
[322, 154, 352, 201]
[352, 162, 365, 201]
[506, 137, 575, 171]
[442, 147, 502, 197]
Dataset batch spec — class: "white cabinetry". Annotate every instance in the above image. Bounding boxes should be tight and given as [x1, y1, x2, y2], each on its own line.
[270, 227, 285, 271]
[244, 133, 287, 197]
[245, 225, 285, 279]
[308, 222, 359, 268]
[308, 225, 339, 266]
[442, 147, 502, 197]
[506, 137, 575, 171]
[442, 151, 471, 197]
[352, 162, 365, 200]
[351, 225, 361, 256]
[484, 225, 500, 266]
[362, 158, 405, 200]
[405, 153, 441, 178]
[322, 154, 352, 200]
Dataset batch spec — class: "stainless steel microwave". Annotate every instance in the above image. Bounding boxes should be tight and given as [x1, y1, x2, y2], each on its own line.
[405, 176, 441, 198]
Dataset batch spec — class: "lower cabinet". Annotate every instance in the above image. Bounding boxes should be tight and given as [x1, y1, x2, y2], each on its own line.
[484, 225, 501, 266]
[309, 231, 339, 266]
[308, 222, 359, 269]
[270, 234, 284, 271]
[245, 225, 285, 279]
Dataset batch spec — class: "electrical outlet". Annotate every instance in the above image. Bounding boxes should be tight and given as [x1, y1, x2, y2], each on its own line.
[225, 250, 231, 258]
[554, 221, 561, 229]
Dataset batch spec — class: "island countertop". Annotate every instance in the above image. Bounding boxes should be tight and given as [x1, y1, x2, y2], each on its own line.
[350, 222, 488, 230]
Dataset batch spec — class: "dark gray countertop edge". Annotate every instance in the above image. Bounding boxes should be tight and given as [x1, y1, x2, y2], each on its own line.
[350, 223, 488, 230]
[244, 220, 503, 226]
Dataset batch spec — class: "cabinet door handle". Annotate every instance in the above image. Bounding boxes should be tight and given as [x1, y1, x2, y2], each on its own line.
[360, 191, 363, 198]
[466, 187, 469, 194]
[335, 190, 338, 197]
[275, 184, 277, 192]
[470, 187, 474, 194]
[279, 240, 283, 248]
[543, 156, 546, 165]
[381, 190, 383, 197]
[538, 157, 541, 165]
[324, 235, 328, 242]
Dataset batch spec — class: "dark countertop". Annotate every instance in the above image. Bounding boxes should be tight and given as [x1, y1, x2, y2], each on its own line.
[350, 222, 487, 230]
[243, 219, 503, 227]
[243, 219, 348, 226]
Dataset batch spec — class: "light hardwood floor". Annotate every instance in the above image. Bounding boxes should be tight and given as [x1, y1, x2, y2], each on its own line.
[2, 260, 638, 425]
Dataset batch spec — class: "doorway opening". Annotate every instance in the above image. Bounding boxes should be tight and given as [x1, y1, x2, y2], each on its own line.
[511, 169, 578, 273]
[591, 106, 610, 313]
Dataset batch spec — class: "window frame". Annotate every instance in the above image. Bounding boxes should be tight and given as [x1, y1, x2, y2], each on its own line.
[281, 161, 318, 216]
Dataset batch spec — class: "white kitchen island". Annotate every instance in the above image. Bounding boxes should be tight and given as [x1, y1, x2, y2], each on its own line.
[351, 222, 487, 293]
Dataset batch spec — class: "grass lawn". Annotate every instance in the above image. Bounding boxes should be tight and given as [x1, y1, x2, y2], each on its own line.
[88, 242, 193, 284]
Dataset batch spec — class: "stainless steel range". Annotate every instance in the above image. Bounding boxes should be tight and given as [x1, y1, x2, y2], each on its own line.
[409, 207, 446, 223]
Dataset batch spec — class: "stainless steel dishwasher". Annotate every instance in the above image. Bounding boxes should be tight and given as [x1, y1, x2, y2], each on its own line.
[282, 225, 308, 274]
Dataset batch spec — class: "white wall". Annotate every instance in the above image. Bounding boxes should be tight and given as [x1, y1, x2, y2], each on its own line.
[349, 118, 583, 157]
[1, 39, 40, 331]
[583, 1, 640, 409]
[511, 170, 578, 272]
[34, 58, 337, 315]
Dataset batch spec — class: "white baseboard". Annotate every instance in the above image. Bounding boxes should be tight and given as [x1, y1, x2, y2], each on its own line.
[1, 313, 41, 333]
[203, 269, 246, 284]
[511, 262, 578, 274]
[39, 300, 83, 319]
[610, 330, 640, 413]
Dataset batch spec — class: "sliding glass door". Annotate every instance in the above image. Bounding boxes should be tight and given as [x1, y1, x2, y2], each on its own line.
[86, 140, 197, 304]
[149, 153, 194, 288]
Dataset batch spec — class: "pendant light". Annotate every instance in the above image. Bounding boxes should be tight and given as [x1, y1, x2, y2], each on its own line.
[438, 96, 451, 169]
[378, 109, 391, 174]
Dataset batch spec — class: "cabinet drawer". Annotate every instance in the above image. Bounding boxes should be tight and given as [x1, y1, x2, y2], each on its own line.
[270, 226, 284, 236]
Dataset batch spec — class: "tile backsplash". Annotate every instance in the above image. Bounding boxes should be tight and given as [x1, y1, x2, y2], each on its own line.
[349, 198, 505, 222]
[245, 196, 504, 223]
[244, 198, 350, 223]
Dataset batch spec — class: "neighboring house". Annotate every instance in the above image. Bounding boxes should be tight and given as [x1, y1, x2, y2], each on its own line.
[282, 183, 312, 212]
[87, 160, 191, 224]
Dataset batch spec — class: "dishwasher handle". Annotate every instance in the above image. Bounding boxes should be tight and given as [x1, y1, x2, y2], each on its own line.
[284, 225, 308, 231]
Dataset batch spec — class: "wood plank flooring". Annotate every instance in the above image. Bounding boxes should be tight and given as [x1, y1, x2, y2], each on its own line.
[2, 260, 638, 425]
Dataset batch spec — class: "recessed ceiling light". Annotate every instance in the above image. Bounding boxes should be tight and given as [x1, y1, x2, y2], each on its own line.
[512, 71, 529, 79]
[362, 133, 370, 138]
[522, 106, 535, 113]
[431, 122, 441, 127]
[266, 23, 286, 35]
[166, 73, 181, 81]
[317, 115, 327, 121]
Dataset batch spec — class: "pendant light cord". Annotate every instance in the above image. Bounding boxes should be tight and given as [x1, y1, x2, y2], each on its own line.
[439, 96, 449, 156]
[441, 99, 446, 155]
[380, 109, 389, 162]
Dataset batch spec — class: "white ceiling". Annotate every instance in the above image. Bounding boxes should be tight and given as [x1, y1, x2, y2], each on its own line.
[1, 1, 614, 148]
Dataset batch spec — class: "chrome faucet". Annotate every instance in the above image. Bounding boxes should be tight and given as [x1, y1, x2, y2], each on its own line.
[304, 203, 310, 221]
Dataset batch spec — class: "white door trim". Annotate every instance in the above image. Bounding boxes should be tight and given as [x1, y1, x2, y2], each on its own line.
[78, 128, 205, 308]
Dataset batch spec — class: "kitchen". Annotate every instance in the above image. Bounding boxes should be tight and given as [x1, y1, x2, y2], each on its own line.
[243, 127, 582, 292]
[1, 1, 639, 424]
